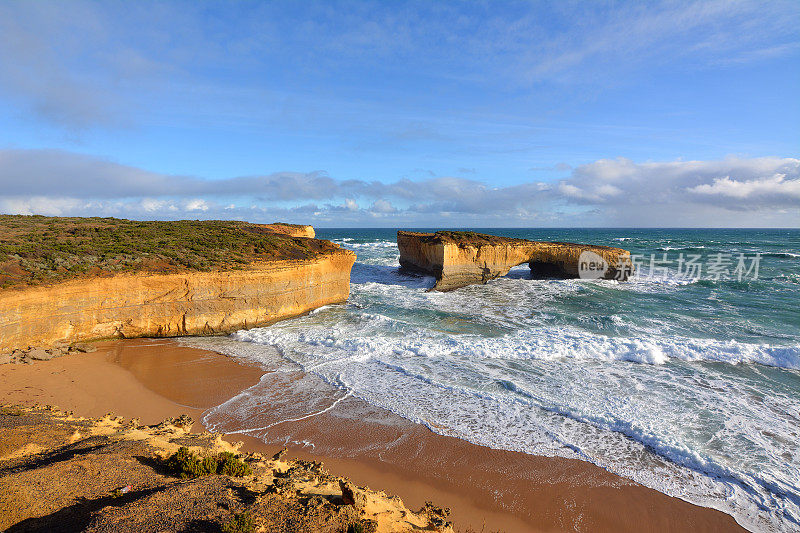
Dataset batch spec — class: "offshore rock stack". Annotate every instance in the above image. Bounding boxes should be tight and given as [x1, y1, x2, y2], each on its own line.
[397, 230, 634, 291]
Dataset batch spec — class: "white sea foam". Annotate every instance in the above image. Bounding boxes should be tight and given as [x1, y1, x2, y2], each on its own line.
[228, 317, 800, 531]
[234, 312, 800, 370]
[657, 245, 706, 251]
[336, 240, 397, 249]
[204, 232, 800, 532]
[765, 251, 800, 258]
[233, 300, 796, 528]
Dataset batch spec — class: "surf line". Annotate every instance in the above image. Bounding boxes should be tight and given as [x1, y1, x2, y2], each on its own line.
[237, 390, 354, 434]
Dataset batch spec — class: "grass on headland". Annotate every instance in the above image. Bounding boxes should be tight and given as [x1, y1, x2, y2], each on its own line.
[428, 230, 529, 246]
[0, 215, 335, 289]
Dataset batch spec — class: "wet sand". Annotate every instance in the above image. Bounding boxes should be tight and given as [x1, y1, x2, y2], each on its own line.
[0, 338, 744, 532]
[0, 339, 263, 423]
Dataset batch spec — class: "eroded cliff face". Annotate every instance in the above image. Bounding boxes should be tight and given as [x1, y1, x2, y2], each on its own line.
[0, 249, 355, 353]
[398, 231, 633, 291]
[254, 223, 316, 238]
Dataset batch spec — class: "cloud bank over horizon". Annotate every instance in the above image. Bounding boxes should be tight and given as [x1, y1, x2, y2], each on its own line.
[1, 149, 797, 227]
[0, 1, 797, 227]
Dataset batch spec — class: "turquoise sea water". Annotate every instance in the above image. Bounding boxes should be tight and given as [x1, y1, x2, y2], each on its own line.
[203, 228, 800, 532]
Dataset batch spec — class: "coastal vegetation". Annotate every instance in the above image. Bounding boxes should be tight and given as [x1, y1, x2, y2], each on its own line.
[0, 215, 336, 289]
[0, 406, 454, 532]
[432, 230, 529, 245]
[222, 511, 256, 533]
[164, 446, 252, 479]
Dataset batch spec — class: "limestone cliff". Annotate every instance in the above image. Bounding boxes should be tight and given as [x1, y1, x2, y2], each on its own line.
[253, 222, 316, 238]
[398, 230, 633, 291]
[0, 216, 355, 352]
[0, 250, 354, 353]
[0, 217, 326, 290]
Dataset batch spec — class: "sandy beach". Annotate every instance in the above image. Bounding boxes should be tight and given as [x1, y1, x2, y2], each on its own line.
[0, 338, 744, 532]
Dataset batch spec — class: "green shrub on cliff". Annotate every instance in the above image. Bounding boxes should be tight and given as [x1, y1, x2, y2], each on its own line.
[164, 447, 252, 479]
[222, 511, 255, 533]
[0, 215, 335, 289]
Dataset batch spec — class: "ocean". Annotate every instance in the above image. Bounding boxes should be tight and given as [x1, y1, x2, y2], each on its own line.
[193, 228, 799, 532]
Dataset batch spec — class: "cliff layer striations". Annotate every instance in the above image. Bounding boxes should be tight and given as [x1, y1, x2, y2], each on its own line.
[0, 216, 355, 352]
[251, 222, 316, 238]
[398, 230, 633, 291]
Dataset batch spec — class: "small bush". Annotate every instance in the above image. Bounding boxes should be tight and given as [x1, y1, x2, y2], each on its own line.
[347, 524, 365, 533]
[218, 451, 252, 477]
[164, 447, 252, 479]
[222, 511, 255, 533]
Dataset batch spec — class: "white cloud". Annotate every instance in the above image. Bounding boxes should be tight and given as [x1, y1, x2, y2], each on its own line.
[185, 198, 209, 211]
[561, 156, 800, 209]
[0, 197, 80, 216]
[559, 183, 585, 199]
[523, 0, 800, 83]
[141, 198, 172, 212]
[0, 150, 797, 227]
[558, 182, 622, 202]
[369, 199, 396, 214]
[687, 174, 800, 199]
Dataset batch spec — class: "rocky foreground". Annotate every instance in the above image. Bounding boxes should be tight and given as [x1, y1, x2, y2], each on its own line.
[397, 230, 633, 291]
[0, 405, 454, 533]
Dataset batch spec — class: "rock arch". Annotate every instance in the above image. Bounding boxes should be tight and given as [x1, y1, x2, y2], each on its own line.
[397, 231, 633, 291]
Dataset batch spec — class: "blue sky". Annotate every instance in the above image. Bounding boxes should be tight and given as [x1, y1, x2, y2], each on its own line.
[0, 0, 798, 227]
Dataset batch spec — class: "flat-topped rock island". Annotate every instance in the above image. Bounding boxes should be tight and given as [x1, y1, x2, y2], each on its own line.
[398, 230, 634, 291]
